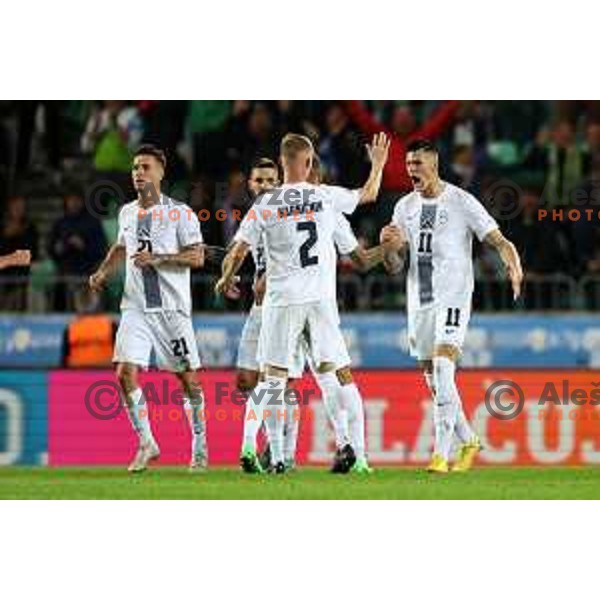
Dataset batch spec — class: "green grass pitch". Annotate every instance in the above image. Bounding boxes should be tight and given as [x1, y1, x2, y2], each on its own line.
[1, 466, 600, 499]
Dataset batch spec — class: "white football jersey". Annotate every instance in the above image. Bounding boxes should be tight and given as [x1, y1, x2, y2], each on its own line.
[235, 182, 358, 307]
[117, 195, 203, 316]
[390, 182, 497, 313]
[327, 211, 359, 299]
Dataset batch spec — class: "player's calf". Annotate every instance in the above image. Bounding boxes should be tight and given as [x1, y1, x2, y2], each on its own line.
[177, 370, 208, 470]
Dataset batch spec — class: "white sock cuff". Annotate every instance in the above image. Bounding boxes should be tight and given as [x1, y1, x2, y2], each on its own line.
[432, 355, 456, 401]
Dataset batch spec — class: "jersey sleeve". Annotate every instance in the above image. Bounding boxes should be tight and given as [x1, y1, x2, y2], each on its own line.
[177, 207, 204, 247]
[333, 213, 359, 255]
[116, 206, 127, 246]
[324, 185, 360, 215]
[390, 198, 406, 229]
[234, 208, 264, 250]
[462, 193, 498, 241]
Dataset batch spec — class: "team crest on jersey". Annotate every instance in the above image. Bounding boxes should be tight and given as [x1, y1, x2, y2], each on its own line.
[438, 209, 449, 226]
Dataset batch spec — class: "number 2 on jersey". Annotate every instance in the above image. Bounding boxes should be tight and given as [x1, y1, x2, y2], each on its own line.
[297, 221, 318, 268]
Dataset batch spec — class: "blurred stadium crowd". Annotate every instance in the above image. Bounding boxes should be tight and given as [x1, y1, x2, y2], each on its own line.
[2, 100, 600, 313]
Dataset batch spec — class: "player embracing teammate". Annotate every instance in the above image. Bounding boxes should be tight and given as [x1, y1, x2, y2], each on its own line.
[217, 133, 395, 473]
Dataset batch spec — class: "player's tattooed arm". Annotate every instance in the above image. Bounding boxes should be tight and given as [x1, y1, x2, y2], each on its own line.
[89, 243, 126, 291]
[135, 243, 204, 270]
[350, 246, 385, 272]
[484, 228, 524, 300]
[358, 132, 391, 204]
[215, 240, 250, 295]
[380, 224, 408, 275]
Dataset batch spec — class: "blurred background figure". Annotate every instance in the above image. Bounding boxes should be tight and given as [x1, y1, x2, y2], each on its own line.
[0, 196, 38, 310]
[61, 286, 115, 368]
[48, 192, 107, 311]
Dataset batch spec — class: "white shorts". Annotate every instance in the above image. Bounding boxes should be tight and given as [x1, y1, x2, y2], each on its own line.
[407, 301, 471, 361]
[237, 304, 262, 372]
[259, 301, 350, 372]
[114, 309, 201, 372]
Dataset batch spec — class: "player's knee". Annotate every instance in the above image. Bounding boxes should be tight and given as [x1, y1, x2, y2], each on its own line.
[316, 361, 335, 375]
[176, 370, 202, 397]
[434, 344, 460, 362]
[418, 359, 433, 374]
[265, 364, 288, 379]
[336, 366, 353, 385]
[236, 370, 258, 392]
[116, 363, 138, 395]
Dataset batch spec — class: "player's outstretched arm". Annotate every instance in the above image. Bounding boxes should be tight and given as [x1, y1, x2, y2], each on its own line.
[380, 224, 408, 275]
[215, 240, 250, 295]
[484, 229, 524, 300]
[358, 132, 391, 204]
[0, 250, 31, 270]
[89, 243, 125, 291]
[132, 243, 204, 270]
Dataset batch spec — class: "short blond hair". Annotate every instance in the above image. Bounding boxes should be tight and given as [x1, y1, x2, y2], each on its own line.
[280, 133, 314, 161]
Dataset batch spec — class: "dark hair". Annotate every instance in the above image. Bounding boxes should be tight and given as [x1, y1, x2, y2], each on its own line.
[250, 157, 278, 172]
[406, 139, 438, 154]
[134, 144, 167, 168]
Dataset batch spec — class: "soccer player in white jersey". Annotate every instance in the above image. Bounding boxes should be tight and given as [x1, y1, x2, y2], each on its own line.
[235, 150, 394, 473]
[217, 132, 389, 473]
[382, 139, 523, 473]
[291, 157, 403, 474]
[89, 144, 208, 473]
[234, 158, 280, 469]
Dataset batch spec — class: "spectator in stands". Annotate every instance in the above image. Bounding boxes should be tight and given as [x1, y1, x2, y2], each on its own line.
[583, 122, 600, 176]
[140, 100, 189, 180]
[16, 101, 63, 175]
[343, 100, 460, 191]
[81, 100, 143, 174]
[226, 102, 279, 173]
[447, 144, 480, 195]
[0, 195, 39, 310]
[523, 121, 585, 206]
[48, 192, 107, 311]
[506, 188, 570, 277]
[189, 100, 232, 179]
[319, 102, 367, 188]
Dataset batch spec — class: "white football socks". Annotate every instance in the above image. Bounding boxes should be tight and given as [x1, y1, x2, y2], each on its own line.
[316, 371, 349, 448]
[432, 356, 460, 460]
[340, 382, 366, 461]
[254, 375, 286, 465]
[184, 393, 207, 458]
[283, 400, 300, 463]
[242, 389, 263, 451]
[425, 367, 475, 448]
[125, 387, 156, 446]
